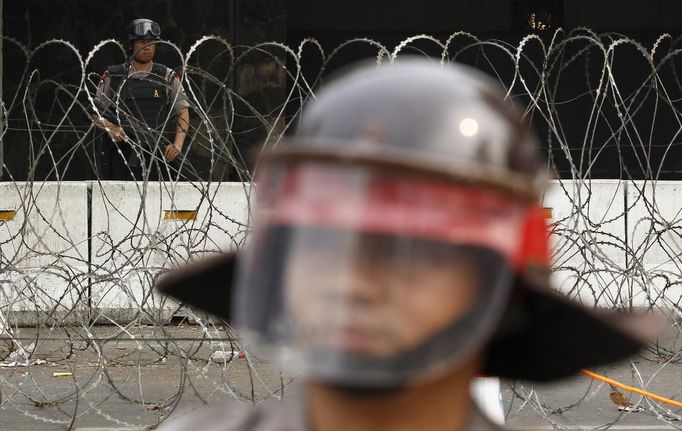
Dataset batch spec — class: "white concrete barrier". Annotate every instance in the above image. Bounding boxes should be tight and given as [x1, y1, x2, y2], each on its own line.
[543, 180, 628, 307]
[89, 181, 251, 322]
[0, 182, 89, 325]
[626, 181, 682, 308]
[2, 178, 681, 326]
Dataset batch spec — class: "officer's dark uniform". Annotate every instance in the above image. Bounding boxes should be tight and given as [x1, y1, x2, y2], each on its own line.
[95, 61, 190, 181]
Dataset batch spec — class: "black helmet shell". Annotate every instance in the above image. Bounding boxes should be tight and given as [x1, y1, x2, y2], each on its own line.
[282, 60, 545, 201]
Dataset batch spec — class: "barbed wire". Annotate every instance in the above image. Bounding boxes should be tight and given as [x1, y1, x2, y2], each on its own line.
[1, 29, 682, 429]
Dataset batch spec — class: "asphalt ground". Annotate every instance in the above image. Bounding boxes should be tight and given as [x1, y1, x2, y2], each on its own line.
[0, 325, 680, 430]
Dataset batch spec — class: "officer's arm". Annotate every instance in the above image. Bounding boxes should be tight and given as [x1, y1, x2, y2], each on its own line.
[173, 107, 190, 149]
[91, 70, 126, 142]
[169, 71, 190, 150]
[92, 114, 116, 129]
[164, 107, 189, 162]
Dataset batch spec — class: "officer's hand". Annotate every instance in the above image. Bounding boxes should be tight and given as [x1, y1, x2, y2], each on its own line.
[106, 125, 127, 142]
[164, 143, 182, 162]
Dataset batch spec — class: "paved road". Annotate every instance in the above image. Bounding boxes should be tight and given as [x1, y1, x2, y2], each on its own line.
[503, 358, 682, 430]
[1, 325, 680, 430]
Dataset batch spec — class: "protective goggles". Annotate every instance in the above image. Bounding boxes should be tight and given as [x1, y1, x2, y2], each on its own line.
[131, 21, 161, 39]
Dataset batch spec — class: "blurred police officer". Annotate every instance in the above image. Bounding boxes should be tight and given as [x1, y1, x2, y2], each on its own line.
[92, 18, 191, 181]
[156, 59, 662, 430]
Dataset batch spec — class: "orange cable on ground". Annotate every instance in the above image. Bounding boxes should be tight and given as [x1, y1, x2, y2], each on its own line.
[581, 369, 682, 409]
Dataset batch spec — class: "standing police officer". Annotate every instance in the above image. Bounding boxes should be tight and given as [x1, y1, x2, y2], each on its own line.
[156, 59, 663, 430]
[92, 19, 191, 181]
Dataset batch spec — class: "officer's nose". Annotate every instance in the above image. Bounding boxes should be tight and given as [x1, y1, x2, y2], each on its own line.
[320, 259, 391, 308]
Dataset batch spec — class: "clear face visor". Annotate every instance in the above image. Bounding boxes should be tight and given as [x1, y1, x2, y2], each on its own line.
[131, 21, 161, 39]
[235, 160, 547, 387]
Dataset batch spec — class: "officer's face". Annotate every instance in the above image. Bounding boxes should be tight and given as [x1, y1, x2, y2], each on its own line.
[131, 38, 156, 63]
[284, 228, 480, 358]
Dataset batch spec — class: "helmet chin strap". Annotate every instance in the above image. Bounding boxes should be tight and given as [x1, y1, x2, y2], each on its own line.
[324, 383, 409, 397]
[303, 306, 487, 390]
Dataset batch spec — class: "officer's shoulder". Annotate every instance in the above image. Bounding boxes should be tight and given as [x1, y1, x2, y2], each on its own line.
[157, 397, 302, 431]
[157, 400, 259, 431]
[152, 62, 176, 81]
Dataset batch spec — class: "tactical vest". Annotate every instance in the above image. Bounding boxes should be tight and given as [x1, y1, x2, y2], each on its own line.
[107, 63, 175, 138]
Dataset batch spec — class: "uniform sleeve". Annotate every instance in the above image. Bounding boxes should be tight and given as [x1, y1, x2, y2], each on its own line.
[95, 70, 113, 107]
[169, 73, 191, 114]
[93, 70, 117, 122]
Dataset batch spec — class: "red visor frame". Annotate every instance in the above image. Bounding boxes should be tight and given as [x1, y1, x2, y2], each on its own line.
[259, 162, 550, 272]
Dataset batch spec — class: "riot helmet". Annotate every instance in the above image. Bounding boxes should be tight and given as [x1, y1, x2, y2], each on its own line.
[233, 60, 551, 387]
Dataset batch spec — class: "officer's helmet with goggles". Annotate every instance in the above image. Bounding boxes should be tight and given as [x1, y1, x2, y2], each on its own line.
[127, 19, 161, 42]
